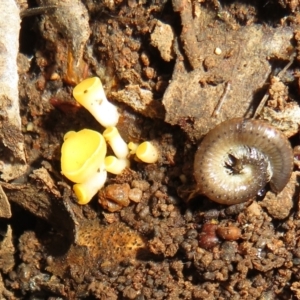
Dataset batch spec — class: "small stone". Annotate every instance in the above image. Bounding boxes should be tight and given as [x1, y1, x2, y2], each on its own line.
[128, 188, 142, 203]
[98, 183, 130, 212]
[214, 47, 222, 55]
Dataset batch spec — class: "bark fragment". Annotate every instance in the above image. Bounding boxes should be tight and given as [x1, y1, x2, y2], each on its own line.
[163, 24, 294, 141]
[0, 1, 27, 181]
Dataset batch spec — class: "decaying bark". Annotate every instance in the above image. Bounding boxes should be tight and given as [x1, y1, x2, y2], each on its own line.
[0, 0, 27, 181]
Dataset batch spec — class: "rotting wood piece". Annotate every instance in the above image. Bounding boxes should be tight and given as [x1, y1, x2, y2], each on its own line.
[0, 1, 27, 181]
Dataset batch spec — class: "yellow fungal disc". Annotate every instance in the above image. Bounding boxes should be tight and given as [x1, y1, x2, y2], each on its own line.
[72, 77, 119, 128]
[63, 131, 76, 140]
[73, 184, 91, 205]
[61, 129, 107, 183]
[73, 77, 104, 106]
[136, 141, 158, 163]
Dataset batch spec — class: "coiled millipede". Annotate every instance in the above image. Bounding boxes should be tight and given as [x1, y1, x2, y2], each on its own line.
[194, 118, 294, 205]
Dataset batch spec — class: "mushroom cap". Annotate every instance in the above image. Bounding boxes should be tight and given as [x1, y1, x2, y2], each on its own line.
[61, 129, 107, 183]
[73, 77, 104, 106]
[136, 141, 158, 163]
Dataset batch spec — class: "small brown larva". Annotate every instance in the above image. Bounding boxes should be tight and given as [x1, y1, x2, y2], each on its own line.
[194, 118, 293, 205]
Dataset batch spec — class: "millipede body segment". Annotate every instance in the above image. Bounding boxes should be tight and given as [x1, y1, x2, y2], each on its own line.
[194, 118, 293, 205]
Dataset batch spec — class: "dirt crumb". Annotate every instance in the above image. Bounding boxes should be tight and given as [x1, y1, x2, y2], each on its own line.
[150, 20, 175, 62]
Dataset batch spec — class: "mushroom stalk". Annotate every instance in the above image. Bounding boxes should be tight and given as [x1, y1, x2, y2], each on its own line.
[105, 156, 130, 174]
[103, 126, 129, 159]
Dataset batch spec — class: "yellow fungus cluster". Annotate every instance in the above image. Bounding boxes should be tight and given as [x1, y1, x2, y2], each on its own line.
[61, 77, 159, 205]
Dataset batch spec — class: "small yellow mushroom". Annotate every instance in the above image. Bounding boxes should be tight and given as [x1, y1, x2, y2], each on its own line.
[61, 129, 107, 204]
[136, 141, 158, 163]
[73, 166, 107, 205]
[103, 126, 129, 159]
[128, 141, 138, 155]
[73, 77, 119, 128]
[105, 156, 130, 175]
